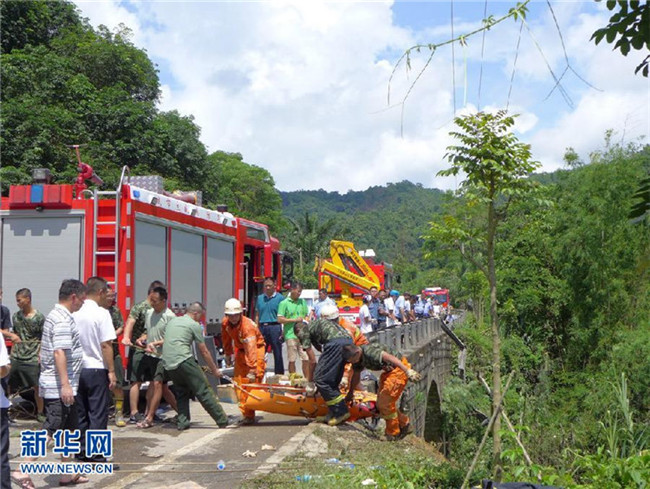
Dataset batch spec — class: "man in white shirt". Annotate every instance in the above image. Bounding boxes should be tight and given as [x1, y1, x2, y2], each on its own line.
[358, 295, 374, 334]
[73, 276, 116, 462]
[393, 291, 407, 323]
[385, 290, 399, 327]
[432, 299, 442, 319]
[1, 334, 11, 489]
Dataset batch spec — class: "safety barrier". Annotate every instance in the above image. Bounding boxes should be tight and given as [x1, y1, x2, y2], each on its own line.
[366, 317, 444, 352]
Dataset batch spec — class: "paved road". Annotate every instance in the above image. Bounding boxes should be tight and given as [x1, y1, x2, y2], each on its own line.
[8, 398, 312, 489]
[8, 344, 313, 488]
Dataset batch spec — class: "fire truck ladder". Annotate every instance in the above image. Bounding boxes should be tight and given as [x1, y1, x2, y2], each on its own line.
[92, 167, 127, 293]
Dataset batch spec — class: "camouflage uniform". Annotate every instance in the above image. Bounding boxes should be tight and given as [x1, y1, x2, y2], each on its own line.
[352, 343, 402, 371]
[109, 305, 125, 388]
[127, 300, 151, 382]
[8, 310, 45, 391]
[298, 319, 352, 418]
[128, 300, 150, 342]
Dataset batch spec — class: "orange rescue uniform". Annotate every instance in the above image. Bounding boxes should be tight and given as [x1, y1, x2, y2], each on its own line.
[352, 343, 411, 437]
[339, 318, 369, 346]
[377, 357, 411, 437]
[221, 315, 266, 419]
[339, 318, 369, 387]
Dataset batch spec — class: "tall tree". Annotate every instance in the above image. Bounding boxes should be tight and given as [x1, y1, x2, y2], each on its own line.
[425, 110, 541, 479]
[205, 151, 284, 232]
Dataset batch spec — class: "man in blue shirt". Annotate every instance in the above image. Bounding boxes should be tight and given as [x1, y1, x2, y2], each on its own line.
[313, 288, 336, 318]
[255, 277, 285, 374]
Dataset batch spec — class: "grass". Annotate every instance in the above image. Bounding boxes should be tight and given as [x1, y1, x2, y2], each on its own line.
[241, 423, 463, 489]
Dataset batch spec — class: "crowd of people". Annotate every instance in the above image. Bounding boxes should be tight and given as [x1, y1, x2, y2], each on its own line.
[0, 277, 424, 488]
[357, 287, 450, 334]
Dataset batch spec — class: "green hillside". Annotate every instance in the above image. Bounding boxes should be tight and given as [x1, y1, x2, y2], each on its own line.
[281, 180, 446, 274]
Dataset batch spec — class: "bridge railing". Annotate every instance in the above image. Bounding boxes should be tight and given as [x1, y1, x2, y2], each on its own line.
[366, 317, 444, 353]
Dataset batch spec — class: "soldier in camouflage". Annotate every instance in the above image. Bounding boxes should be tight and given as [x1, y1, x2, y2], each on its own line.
[342, 342, 422, 441]
[7, 288, 45, 420]
[121, 280, 164, 424]
[294, 304, 353, 426]
[105, 287, 126, 427]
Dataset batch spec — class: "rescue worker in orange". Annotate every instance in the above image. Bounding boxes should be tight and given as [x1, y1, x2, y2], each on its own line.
[342, 343, 422, 441]
[338, 317, 368, 391]
[221, 298, 266, 425]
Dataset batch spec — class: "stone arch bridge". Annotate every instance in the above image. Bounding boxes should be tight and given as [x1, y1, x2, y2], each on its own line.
[365, 316, 466, 440]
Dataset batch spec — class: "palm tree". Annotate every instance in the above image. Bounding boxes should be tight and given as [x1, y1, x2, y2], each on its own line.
[285, 212, 346, 283]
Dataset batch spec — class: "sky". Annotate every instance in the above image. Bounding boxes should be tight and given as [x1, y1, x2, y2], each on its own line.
[73, 0, 649, 193]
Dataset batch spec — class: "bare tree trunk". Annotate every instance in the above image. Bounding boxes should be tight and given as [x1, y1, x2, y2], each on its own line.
[487, 198, 502, 481]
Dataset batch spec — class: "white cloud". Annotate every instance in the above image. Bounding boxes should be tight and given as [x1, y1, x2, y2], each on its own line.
[530, 90, 649, 172]
[73, 0, 649, 193]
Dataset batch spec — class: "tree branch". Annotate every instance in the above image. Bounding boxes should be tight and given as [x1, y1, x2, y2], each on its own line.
[388, 0, 532, 112]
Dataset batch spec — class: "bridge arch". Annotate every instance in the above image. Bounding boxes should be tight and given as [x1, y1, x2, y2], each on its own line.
[366, 316, 462, 438]
[423, 379, 443, 444]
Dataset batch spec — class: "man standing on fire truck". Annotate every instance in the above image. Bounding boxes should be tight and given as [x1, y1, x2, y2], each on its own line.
[221, 298, 266, 425]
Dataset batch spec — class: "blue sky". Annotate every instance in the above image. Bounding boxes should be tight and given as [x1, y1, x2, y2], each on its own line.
[75, 0, 649, 193]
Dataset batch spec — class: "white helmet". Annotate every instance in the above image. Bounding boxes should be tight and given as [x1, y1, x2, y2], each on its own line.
[320, 303, 340, 320]
[224, 298, 243, 315]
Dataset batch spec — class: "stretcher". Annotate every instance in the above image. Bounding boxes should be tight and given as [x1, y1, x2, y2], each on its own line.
[222, 382, 379, 421]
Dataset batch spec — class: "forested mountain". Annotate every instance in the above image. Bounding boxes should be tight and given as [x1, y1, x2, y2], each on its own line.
[281, 181, 446, 288]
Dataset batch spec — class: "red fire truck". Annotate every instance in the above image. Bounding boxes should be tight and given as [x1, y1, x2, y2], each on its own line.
[422, 287, 450, 308]
[0, 165, 292, 338]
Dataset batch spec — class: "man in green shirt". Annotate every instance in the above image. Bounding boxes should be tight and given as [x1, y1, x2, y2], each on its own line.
[136, 286, 177, 429]
[278, 282, 309, 377]
[162, 302, 229, 430]
[121, 280, 163, 424]
[294, 304, 353, 426]
[7, 288, 45, 421]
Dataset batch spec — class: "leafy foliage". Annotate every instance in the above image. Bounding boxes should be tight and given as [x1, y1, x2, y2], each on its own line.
[591, 0, 650, 77]
[1, 0, 82, 54]
[280, 212, 349, 287]
[206, 151, 284, 232]
[437, 136, 649, 486]
[428, 110, 542, 478]
[0, 0, 284, 230]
